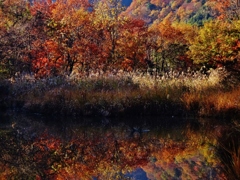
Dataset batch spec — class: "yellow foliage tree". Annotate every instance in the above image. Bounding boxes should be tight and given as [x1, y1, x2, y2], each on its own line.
[188, 20, 240, 69]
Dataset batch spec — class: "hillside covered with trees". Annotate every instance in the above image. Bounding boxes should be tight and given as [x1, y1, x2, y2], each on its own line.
[125, 0, 239, 25]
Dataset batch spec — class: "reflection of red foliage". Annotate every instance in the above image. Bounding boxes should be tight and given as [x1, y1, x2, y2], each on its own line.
[0, 126, 228, 179]
[26, 130, 150, 179]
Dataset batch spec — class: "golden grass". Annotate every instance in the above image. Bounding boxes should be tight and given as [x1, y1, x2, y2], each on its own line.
[2, 67, 239, 117]
[183, 86, 240, 116]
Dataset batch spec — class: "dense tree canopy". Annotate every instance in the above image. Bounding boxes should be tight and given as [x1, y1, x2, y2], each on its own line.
[0, 0, 239, 78]
[188, 20, 240, 68]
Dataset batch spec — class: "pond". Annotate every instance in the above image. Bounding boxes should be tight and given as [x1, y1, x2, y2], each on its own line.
[0, 113, 228, 179]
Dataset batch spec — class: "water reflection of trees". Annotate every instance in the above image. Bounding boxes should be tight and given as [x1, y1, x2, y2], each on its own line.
[0, 122, 152, 179]
[0, 116, 227, 179]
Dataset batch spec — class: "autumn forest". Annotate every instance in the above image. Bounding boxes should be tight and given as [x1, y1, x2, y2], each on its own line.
[0, 0, 239, 78]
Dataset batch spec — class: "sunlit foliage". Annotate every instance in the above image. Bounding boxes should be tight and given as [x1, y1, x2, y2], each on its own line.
[188, 20, 240, 68]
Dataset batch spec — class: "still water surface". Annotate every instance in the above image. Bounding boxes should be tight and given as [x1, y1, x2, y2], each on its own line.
[0, 113, 226, 179]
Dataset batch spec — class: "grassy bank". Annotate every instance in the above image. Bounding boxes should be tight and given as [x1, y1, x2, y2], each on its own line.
[0, 68, 239, 117]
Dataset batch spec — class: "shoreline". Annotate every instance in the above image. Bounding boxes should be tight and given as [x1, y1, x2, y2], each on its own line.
[1, 70, 240, 119]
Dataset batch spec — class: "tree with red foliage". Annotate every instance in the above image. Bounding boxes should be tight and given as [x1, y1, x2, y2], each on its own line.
[93, 0, 133, 72]
[118, 18, 149, 71]
[30, 0, 99, 77]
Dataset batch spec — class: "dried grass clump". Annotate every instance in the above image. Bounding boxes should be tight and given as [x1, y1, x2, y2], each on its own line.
[131, 67, 228, 91]
[183, 85, 240, 116]
[2, 67, 238, 116]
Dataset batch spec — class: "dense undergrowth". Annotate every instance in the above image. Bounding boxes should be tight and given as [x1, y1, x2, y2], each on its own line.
[1, 67, 239, 118]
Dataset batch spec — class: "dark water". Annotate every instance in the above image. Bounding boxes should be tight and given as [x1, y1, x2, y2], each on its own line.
[0, 113, 226, 179]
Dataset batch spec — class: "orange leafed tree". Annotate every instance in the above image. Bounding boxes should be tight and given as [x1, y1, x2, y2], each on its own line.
[92, 0, 124, 71]
[30, 0, 101, 76]
[119, 18, 148, 71]
[31, 39, 64, 77]
[147, 19, 197, 72]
